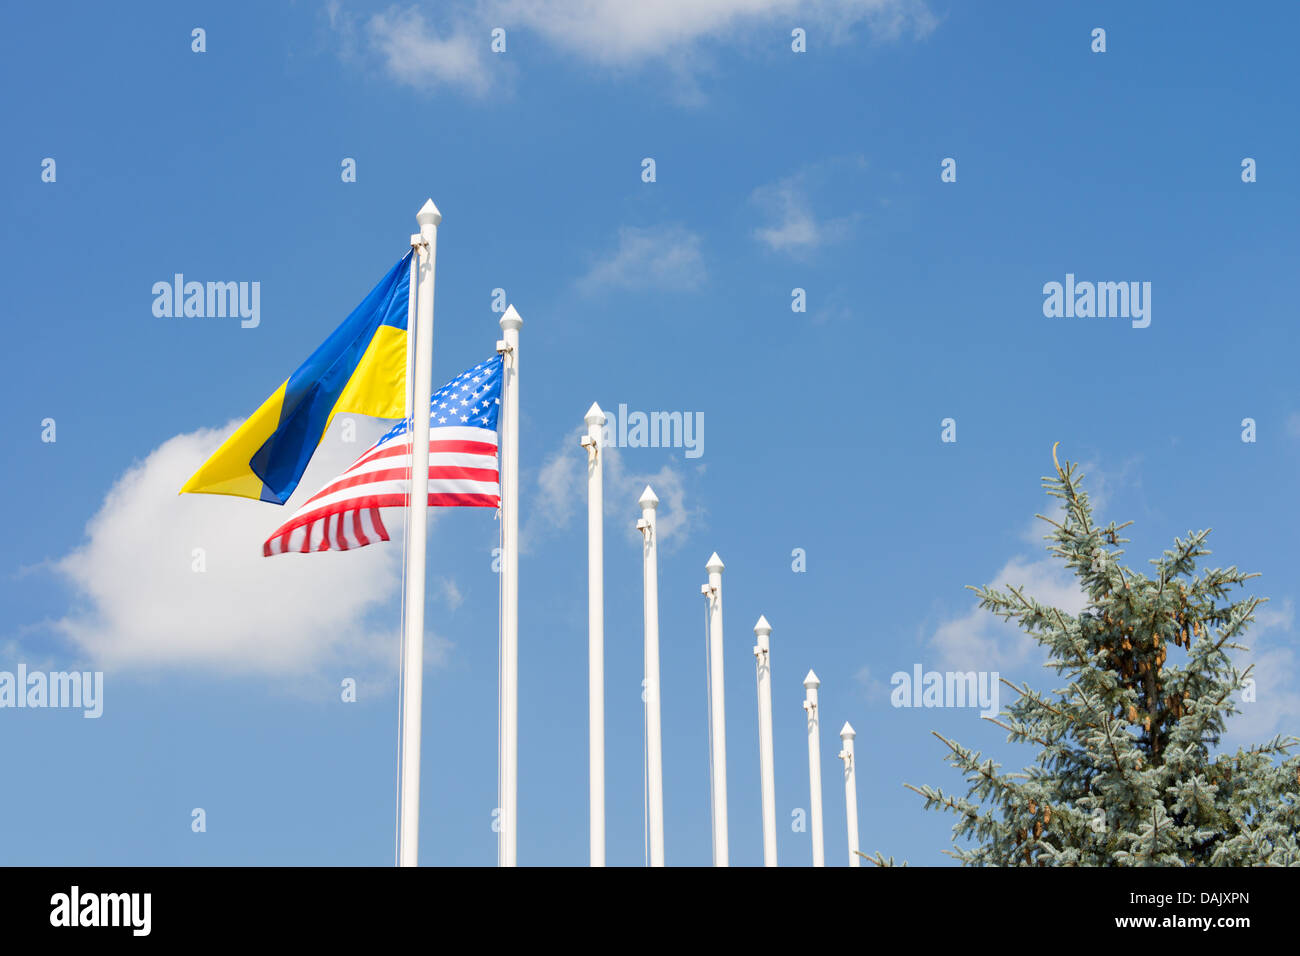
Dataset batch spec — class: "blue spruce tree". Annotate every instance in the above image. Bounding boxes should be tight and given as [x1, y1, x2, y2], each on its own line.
[871, 446, 1300, 866]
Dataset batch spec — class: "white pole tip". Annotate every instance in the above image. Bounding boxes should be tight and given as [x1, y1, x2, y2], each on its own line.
[500, 304, 523, 330]
[840, 722, 856, 739]
[754, 615, 772, 635]
[638, 485, 659, 508]
[706, 552, 725, 573]
[584, 402, 606, 425]
[803, 669, 821, 688]
[416, 199, 442, 226]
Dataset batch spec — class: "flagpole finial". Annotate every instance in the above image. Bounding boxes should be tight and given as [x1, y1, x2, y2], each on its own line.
[638, 485, 659, 509]
[803, 669, 820, 688]
[585, 402, 606, 425]
[840, 722, 856, 739]
[500, 304, 523, 331]
[706, 552, 725, 573]
[754, 615, 772, 636]
[416, 199, 442, 227]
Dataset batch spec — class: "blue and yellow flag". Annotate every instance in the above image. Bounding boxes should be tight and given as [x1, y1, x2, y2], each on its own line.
[182, 251, 412, 504]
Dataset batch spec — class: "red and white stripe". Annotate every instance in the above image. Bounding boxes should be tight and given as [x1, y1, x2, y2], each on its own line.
[263, 425, 499, 556]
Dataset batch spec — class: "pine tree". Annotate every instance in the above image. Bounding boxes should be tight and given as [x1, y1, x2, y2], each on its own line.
[869, 445, 1300, 866]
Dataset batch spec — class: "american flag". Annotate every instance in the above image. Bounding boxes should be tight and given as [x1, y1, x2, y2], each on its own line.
[263, 354, 503, 556]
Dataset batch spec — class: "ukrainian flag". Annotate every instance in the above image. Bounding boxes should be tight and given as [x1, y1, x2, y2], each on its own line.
[181, 251, 412, 504]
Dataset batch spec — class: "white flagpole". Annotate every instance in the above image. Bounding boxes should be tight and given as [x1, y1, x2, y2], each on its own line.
[701, 552, 729, 866]
[803, 670, 825, 867]
[753, 616, 777, 867]
[581, 403, 606, 866]
[839, 722, 859, 867]
[397, 198, 440, 867]
[497, 305, 522, 867]
[637, 486, 665, 866]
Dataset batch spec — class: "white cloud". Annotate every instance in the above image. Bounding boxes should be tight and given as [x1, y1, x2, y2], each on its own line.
[524, 425, 702, 552]
[1227, 598, 1300, 744]
[750, 158, 865, 255]
[364, 7, 494, 95]
[927, 556, 1089, 673]
[1074, 455, 1140, 517]
[576, 225, 705, 294]
[491, 0, 936, 64]
[335, 1, 936, 96]
[436, 577, 465, 611]
[50, 420, 453, 677]
[751, 174, 853, 254]
[854, 665, 888, 704]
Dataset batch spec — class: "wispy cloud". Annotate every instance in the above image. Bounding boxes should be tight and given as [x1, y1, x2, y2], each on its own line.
[576, 225, 705, 294]
[855, 665, 889, 703]
[329, 1, 937, 97]
[1227, 597, 1300, 744]
[925, 555, 1089, 674]
[750, 159, 864, 255]
[525, 425, 703, 552]
[363, 6, 495, 95]
[487, 0, 937, 64]
[436, 577, 465, 611]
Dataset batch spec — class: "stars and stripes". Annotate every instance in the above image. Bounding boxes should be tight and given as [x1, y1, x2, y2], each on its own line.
[263, 354, 503, 556]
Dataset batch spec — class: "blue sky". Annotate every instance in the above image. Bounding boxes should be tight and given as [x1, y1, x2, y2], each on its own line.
[2, 0, 1298, 866]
